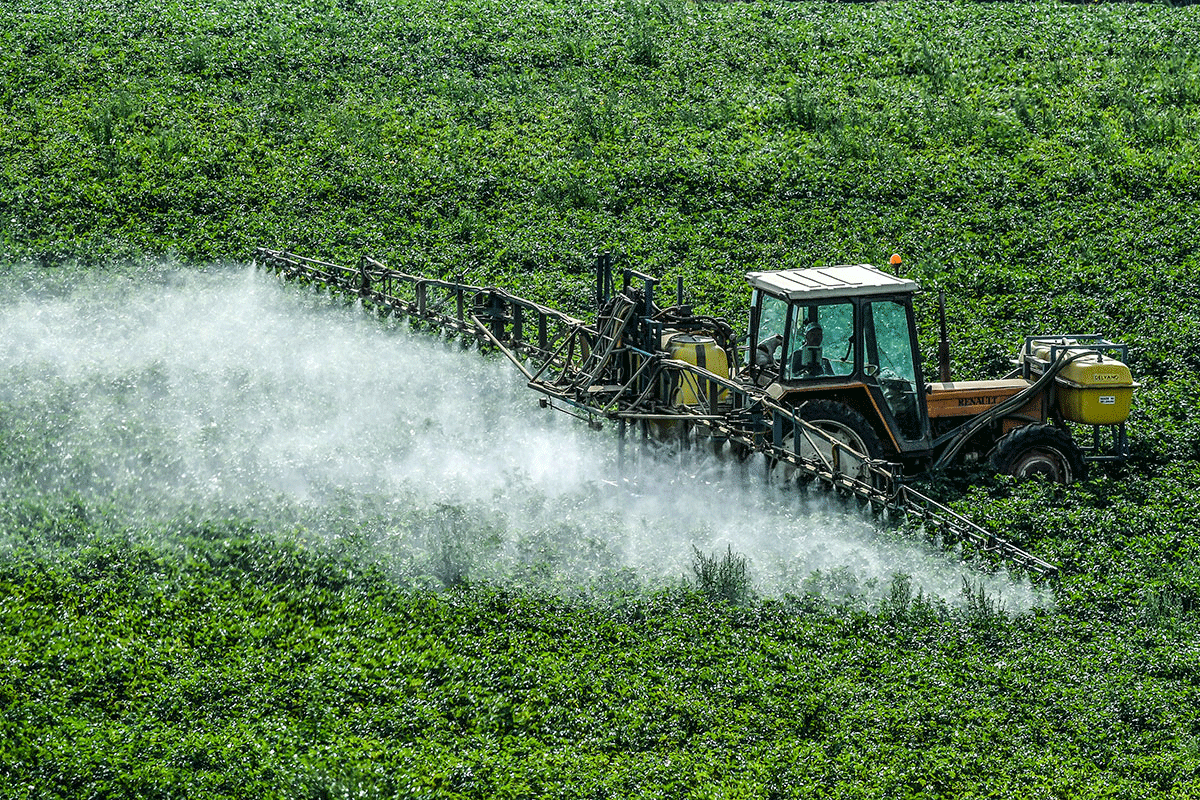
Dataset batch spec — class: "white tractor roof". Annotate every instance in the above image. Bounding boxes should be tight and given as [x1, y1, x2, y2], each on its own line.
[746, 264, 920, 301]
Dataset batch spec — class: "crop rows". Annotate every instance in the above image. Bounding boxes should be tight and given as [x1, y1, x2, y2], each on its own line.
[4, 1, 1200, 797]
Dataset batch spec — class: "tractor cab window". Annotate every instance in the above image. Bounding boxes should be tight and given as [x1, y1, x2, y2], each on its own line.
[783, 301, 855, 381]
[864, 300, 923, 440]
[753, 293, 789, 372]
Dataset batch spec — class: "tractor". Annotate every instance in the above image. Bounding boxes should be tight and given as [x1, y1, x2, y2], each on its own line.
[739, 257, 1137, 484]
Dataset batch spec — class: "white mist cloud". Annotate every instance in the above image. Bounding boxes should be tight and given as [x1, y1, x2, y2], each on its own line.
[0, 263, 1050, 610]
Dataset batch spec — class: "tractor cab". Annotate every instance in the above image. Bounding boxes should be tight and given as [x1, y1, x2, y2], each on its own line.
[745, 264, 933, 458]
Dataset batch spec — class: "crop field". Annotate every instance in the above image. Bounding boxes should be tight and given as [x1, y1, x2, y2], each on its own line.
[4, 0, 1200, 797]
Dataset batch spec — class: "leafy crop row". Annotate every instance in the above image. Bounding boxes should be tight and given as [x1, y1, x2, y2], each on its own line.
[2, 506, 1199, 798]
[6, 0, 1200, 796]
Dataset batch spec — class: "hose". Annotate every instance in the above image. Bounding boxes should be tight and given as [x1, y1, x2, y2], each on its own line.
[932, 348, 1095, 470]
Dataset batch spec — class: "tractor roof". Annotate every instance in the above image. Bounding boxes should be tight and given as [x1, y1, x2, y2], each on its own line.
[746, 265, 919, 301]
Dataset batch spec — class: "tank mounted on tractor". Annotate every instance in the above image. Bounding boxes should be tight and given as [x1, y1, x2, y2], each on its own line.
[254, 247, 1140, 577]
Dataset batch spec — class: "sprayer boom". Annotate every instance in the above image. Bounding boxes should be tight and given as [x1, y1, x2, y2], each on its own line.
[254, 248, 1060, 578]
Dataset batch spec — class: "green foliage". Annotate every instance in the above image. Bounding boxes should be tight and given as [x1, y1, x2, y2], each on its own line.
[428, 504, 473, 589]
[6, 0, 1200, 796]
[1, 0, 1197, 307]
[690, 544, 753, 606]
[3, 515, 1200, 798]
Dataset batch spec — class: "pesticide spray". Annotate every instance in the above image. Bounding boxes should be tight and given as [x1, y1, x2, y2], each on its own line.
[0, 263, 1049, 610]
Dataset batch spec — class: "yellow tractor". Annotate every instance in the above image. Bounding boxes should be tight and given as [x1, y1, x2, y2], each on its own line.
[743, 258, 1137, 483]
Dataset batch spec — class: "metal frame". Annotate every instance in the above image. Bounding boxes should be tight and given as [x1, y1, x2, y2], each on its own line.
[1021, 335, 1132, 463]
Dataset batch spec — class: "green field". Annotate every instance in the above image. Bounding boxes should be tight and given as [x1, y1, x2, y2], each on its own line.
[4, 1, 1200, 797]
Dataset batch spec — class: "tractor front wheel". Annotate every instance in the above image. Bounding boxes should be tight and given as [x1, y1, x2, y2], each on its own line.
[772, 400, 885, 483]
[796, 399, 886, 461]
[988, 424, 1086, 484]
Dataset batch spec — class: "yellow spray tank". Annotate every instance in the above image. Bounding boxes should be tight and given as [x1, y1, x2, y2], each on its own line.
[1022, 337, 1139, 425]
[660, 331, 731, 406]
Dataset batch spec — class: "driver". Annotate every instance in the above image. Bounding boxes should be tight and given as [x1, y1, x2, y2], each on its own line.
[792, 323, 832, 377]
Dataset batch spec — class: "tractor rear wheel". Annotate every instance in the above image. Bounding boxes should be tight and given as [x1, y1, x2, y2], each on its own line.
[988, 424, 1086, 484]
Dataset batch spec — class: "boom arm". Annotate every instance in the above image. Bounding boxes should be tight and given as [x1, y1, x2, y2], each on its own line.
[254, 248, 1059, 578]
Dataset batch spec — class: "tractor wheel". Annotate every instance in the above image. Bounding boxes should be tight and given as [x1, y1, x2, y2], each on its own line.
[988, 424, 1087, 484]
[773, 400, 885, 482]
[797, 400, 885, 460]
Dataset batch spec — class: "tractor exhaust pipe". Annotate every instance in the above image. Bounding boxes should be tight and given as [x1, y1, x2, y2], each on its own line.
[938, 288, 951, 383]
